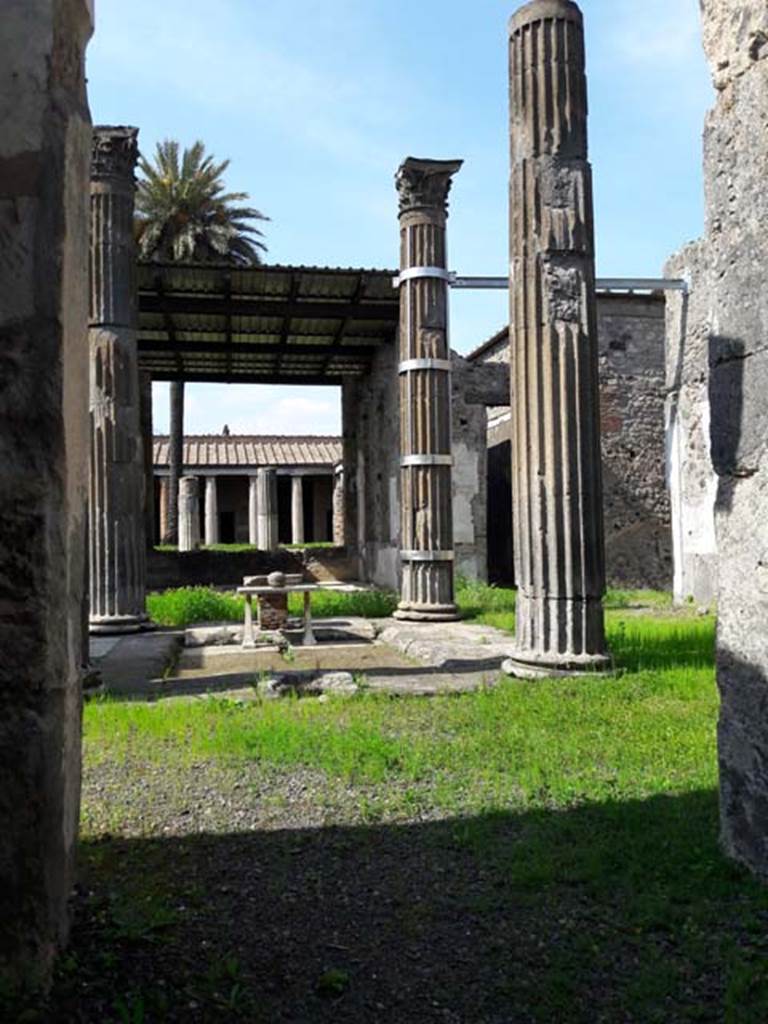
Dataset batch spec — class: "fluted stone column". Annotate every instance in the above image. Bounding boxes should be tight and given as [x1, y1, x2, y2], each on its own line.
[291, 475, 305, 546]
[88, 126, 147, 634]
[504, 0, 610, 678]
[204, 475, 219, 546]
[257, 468, 279, 551]
[333, 466, 346, 546]
[394, 158, 462, 622]
[179, 476, 201, 552]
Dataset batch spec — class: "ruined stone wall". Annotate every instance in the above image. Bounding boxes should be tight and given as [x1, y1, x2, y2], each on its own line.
[664, 242, 718, 605]
[696, 0, 768, 878]
[342, 341, 401, 590]
[342, 341, 489, 590]
[0, 0, 92, 990]
[451, 354, 489, 582]
[598, 295, 671, 590]
[473, 294, 671, 589]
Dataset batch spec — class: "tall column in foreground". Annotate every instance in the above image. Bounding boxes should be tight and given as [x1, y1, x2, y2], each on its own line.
[394, 157, 462, 622]
[504, 0, 610, 677]
[89, 126, 147, 634]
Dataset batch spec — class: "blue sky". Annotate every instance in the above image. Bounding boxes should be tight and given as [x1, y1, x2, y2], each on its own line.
[88, 0, 712, 436]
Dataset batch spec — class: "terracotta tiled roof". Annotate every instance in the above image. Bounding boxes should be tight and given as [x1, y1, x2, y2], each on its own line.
[153, 435, 342, 469]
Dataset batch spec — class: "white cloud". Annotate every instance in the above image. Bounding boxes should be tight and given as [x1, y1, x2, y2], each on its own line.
[152, 383, 341, 437]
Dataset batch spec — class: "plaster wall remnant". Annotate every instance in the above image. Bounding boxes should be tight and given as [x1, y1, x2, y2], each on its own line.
[178, 476, 201, 552]
[88, 126, 148, 634]
[394, 157, 462, 621]
[342, 330, 402, 589]
[664, 242, 719, 606]
[0, 0, 93, 991]
[694, 0, 768, 878]
[505, 0, 610, 677]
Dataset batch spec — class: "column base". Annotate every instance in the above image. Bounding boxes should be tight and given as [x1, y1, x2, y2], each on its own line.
[393, 603, 461, 623]
[503, 650, 613, 680]
[89, 614, 144, 635]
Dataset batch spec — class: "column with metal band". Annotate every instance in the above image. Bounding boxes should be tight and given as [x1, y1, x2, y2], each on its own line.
[394, 157, 462, 622]
[88, 126, 147, 633]
[504, 0, 611, 678]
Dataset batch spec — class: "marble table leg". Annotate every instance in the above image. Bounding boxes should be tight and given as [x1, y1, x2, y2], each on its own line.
[243, 594, 255, 649]
[302, 590, 316, 646]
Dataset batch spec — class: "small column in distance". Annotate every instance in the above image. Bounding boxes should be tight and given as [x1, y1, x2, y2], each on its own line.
[204, 475, 219, 546]
[178, 477, 201, 552]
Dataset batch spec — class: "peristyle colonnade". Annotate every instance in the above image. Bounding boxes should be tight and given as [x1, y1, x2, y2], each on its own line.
[86, 0, 610, 678]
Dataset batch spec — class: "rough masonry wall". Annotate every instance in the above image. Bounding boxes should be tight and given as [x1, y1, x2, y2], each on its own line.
[665, 242, 719, 605]
[598, 296, 671, 590]
[475, 293, 671, 589]
[0, 0, 92, 990]
[697, 0, 768, 878]
[451, 354, 492, 583]
[342, 342, 489, 591]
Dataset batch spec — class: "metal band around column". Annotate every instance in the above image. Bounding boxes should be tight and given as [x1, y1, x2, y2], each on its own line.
[401, 550, 455, 562]
[399, 358, 453, 374]
[401, 454, 453, 467]
[392, 266, 454, 288]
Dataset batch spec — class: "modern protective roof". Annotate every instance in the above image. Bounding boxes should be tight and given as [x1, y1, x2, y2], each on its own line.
[138, 262, 399, 385]
[153, 434, 342, 469]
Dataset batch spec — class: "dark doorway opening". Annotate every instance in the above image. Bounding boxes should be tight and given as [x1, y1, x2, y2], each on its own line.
[487, 440, 514, 585]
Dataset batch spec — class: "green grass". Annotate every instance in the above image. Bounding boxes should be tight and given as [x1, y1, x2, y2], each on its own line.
[146, 584, 398, 627]
[146, 580, 690, 633]
[70, 604, 768, 1022]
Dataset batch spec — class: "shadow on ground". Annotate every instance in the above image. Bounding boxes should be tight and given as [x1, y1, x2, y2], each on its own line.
[38, 789, 768, 1024]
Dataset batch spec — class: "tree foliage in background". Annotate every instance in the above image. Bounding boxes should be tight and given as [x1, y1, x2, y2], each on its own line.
[135, 139, 268, 265]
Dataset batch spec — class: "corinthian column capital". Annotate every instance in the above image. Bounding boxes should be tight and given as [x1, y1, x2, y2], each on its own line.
[91, 125, 139, 185]
[395, 157, 463, 217]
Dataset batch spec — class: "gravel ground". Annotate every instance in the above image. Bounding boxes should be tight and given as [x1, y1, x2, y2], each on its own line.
[27, 753, 755, 1024]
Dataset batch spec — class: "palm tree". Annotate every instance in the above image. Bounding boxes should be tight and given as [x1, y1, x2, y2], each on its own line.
[138, 140, 269, 542]
[135, 139, 268, 265]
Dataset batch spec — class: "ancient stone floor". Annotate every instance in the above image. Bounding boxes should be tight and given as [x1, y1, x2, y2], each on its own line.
[89, 618, 515, 700]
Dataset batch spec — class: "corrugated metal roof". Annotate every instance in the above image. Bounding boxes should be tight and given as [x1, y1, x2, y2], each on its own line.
[153, 434, 342, 469]
[138, 262, 399, 385]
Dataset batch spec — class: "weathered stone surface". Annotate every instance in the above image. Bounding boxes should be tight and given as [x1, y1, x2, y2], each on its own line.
[260, 671, 358, 699]
[692, 0, 768, 878]
[505, 0, 610, 677]
[701, 0, 768, 89]
[394, 157, 462, 621]
[0, 0, 92, 991]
